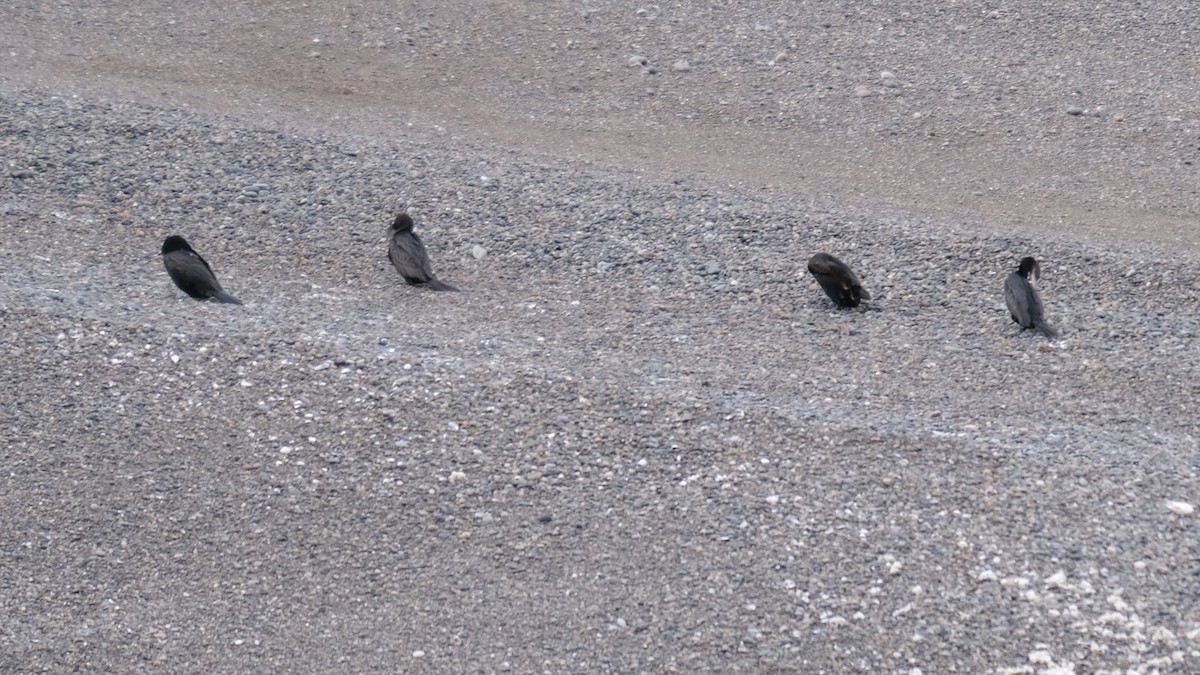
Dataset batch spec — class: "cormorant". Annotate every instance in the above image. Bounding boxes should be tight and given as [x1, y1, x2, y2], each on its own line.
[1004, 256, 1057, 338]
[161, 235, 242, 305]
[387, 213, 458, 291]
[808, 252, 870, 308]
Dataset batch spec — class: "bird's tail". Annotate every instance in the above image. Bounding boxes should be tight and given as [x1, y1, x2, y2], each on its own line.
[427, 278, 459, 292]
[1034, 320, 1058, 339]
[210, 290, 243, 305]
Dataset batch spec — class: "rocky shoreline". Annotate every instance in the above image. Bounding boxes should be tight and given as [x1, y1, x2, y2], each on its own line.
[2, 88, 1197, 672]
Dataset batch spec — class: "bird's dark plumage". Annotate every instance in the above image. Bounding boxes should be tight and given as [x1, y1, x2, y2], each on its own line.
[387, 213, 458, 291]
[1004, 256, 1057, 338]
[161, 235, 242, 305]
[808, 252, 870, 308]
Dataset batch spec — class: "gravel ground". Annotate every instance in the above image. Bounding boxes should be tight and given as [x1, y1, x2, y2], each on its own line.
[2, 1, 1200, 673]
[3, 87, 1198, 675]
[3, 1, 1199, 246]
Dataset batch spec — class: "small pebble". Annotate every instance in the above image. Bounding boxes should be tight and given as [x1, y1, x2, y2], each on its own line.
[1044, 570, 1068, 588]
[1165, 500, 1194, 516]
[1028, 650, 1054, 665]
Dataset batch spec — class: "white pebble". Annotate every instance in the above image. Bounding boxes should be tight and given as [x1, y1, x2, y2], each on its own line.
[1165, 500, 1194, 516]
[1151, 626, 1177, 643]
[1028, 650, 1054, 665]
[1044, 570, 1068, 588]
[672, 59, 692, 72]
[449, 470, 466, 483]
[471, 244, 488, 259]
[1107, 593, 1131, 612]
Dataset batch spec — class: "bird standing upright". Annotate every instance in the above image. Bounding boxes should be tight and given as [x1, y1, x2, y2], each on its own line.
[161, 235, 242, 304]
[1004, 256, 1057, 338]
[387, 212, 458, 291]
[807, 252, 870, 308]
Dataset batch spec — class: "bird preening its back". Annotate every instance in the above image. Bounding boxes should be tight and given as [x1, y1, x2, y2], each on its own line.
[161, 235, 242, 305]
[808, 252, 871, 308]
[1004, 256, 1057, 339]
[387, 212, 458, 291]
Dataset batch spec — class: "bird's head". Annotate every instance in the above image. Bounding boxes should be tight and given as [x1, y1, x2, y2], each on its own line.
[390, 213, 415, 233]
[161, 235, 193, 255]
[1018, 256, 1040, 281]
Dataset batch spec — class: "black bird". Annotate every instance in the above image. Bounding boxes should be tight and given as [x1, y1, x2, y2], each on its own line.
[1004, 256, 1057, 338]
[808, 252, 870, 308]
[387, 213, 458, 291]
[161, 235, 242, 304]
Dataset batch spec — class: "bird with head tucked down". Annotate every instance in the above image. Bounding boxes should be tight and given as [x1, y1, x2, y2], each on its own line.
[161, 235, 242, 305]
[808, 252, 870, 308]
